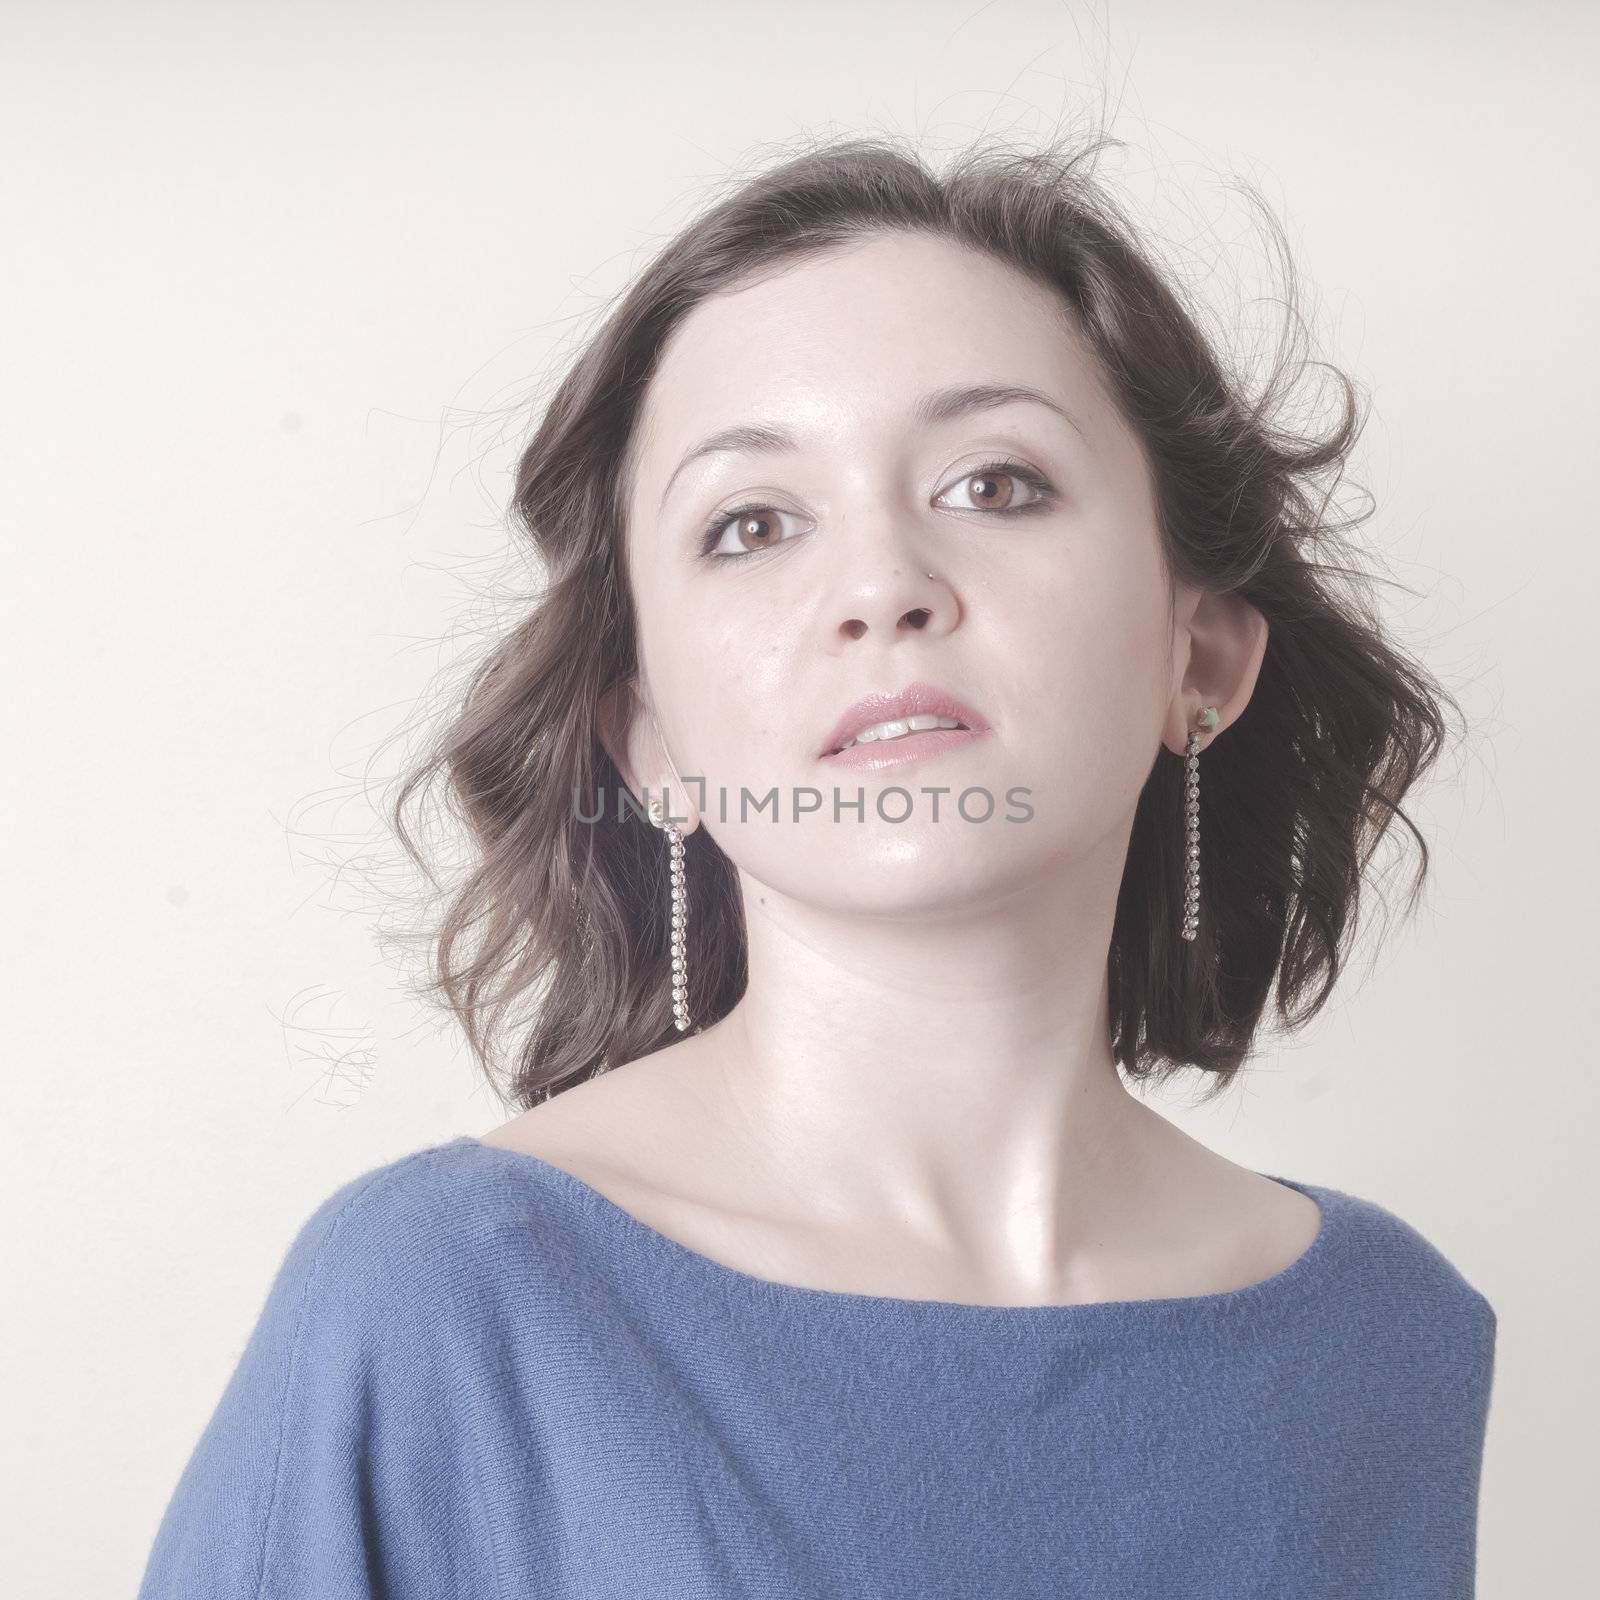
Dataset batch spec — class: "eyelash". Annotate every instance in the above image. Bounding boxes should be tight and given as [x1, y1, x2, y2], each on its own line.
[696, 456, 1060, 562]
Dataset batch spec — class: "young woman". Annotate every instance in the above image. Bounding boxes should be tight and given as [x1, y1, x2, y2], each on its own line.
[139, 133, 1495, 1598]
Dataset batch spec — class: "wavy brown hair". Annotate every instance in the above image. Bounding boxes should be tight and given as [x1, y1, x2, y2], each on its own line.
[387, 129, 1462, 1111]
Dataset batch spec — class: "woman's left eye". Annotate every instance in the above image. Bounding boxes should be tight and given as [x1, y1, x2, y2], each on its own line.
[935, 458, 1059, 515]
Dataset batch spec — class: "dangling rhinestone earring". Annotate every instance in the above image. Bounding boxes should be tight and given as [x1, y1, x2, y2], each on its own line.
[647, 797, 692, 1032]
[1182, 706, 1220, 943]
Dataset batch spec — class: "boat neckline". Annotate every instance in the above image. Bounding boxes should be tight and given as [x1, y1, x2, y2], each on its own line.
[449, 1133, 1342, 1322]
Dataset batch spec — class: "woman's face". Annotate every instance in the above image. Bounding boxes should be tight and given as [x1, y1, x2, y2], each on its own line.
[615, 229, 1195, 917]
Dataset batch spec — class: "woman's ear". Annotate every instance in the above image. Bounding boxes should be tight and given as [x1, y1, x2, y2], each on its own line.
[1163, 589, 1270, 755]
[595, 677, 642, 794]
[595, 677, 700, 834]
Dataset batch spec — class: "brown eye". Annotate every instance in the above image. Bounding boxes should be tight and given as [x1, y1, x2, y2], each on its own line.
[730, 511, 782, 552]
[700, 503, 799, 560]
[965, 470, 1018, 510]
[937, 460, 1057, 516]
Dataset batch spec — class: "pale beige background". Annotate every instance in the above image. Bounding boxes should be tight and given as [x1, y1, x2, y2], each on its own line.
[3, 1, 1591, 1592]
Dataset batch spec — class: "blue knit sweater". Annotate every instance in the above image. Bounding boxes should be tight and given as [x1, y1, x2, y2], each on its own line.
[137, 1134, 1497, 1598]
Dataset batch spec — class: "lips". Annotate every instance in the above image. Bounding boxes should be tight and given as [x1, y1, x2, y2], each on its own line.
[816, 680, 992, 759]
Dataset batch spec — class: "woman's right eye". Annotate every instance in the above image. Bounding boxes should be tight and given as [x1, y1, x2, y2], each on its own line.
[699, 503, 800, 561]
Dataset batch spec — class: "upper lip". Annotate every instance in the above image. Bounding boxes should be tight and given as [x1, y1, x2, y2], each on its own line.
[817, 680, 992, 758]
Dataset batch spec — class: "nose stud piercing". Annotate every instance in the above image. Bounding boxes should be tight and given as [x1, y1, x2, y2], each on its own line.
[647, 797, 693, 1032]
[1181, 706, 1220, 942]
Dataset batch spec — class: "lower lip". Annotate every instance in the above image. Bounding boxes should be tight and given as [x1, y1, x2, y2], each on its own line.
[819, 726, 989, 771]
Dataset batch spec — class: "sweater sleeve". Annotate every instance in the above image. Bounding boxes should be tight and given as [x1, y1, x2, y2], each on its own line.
[134, 1160, 503, 1600]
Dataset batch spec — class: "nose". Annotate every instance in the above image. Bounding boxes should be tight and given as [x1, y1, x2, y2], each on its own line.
[831, 558, 958, 643]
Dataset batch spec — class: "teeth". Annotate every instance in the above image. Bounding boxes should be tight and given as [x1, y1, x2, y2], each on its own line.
[835, 713, 967, 752]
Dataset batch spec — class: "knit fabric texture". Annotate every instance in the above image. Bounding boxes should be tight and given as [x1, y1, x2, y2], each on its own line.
[137, 1134, 1497, 1598]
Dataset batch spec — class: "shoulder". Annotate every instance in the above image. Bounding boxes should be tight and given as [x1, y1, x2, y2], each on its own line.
[138, 1139, 558, 1598]
[1304, 1176, 1497, 1342]
[202, 1133, 627, 1411]
[1283, 1177, 1501, 1481]
[278, 1135, 596, 1307]
[138, 1139, 542, 1598]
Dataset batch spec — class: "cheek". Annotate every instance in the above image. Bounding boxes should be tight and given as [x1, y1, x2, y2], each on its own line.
[1010, 521, 1167, 684]
[998, 541, 1171, 809]
[655, 595, 800, 792]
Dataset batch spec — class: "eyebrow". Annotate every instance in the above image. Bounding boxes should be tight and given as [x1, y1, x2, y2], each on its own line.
[656, 382, 1086, 514]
